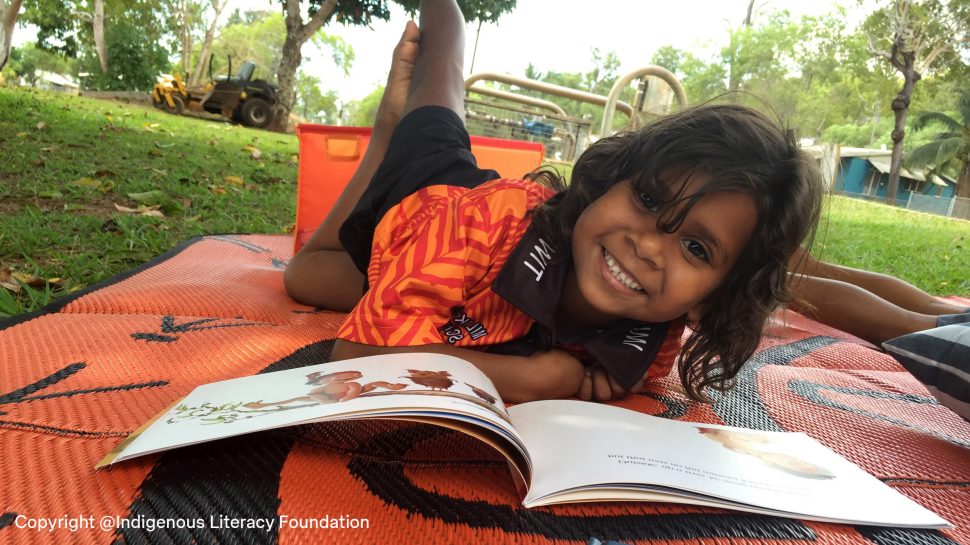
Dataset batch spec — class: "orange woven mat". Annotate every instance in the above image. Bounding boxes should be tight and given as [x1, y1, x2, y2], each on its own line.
[2, 234, 968, 545]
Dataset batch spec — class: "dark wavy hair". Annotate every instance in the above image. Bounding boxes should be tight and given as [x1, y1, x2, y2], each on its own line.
[527, 103, 825, 401]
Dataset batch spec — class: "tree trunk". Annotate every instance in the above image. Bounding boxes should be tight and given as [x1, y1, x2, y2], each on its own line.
[273, 33, 303, 132]
[181, 0, 192, 74]
[742, 0, 755, 27]
[957, 162, 970, 200]
[0, 0, 23, 72]
[93, 0, 107, 73]
[886, 44, 920, 205]
[189, 0, 228, 86]
[269, 0, 337, 132]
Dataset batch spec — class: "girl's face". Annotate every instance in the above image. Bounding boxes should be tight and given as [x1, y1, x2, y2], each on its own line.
[567, 176, 757, 325]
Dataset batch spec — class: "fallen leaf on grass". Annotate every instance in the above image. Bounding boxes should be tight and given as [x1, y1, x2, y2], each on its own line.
[224, 175, 244, 186]
[127, 190, 167, 205]
[30, 159, 45, 167]
[142, 123, 161, 132]
[38, 190, 64, 199]
[17, 131, 29, 138]
[148, 148, 163, 157]
[114, 203, 165, 217]
[155, 142, 175, 149]
[40, 146, 59, 153]
[243, 145, 262, 160]
[127, 190, 184, 214]
[71, 177, 107, 191]
[36, 121, 46, 130]
[0, 267, 14, 291]
[0, 268, 50, 292]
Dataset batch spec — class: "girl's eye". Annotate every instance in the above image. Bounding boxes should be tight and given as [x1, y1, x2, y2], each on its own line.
[683, 239, 710, 263]
[637, 191, 660, 213]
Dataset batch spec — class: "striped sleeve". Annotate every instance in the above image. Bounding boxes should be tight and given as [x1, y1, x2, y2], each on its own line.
[336, 182, 539, 347]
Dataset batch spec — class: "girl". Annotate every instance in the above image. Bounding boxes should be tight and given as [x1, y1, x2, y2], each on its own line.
[285, 0, 961, 404]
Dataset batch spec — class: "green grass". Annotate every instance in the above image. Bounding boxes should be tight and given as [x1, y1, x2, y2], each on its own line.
[1, 86, 967, 318]
[0, 86, 298, 316]
[815, 196, 969, 295]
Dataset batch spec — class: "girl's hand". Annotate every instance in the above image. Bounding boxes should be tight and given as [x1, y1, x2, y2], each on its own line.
[524, 349, 586, 401]
[577, 367, 643, 402]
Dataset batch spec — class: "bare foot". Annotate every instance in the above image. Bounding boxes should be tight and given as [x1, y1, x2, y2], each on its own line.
[376, 20, 420, 129]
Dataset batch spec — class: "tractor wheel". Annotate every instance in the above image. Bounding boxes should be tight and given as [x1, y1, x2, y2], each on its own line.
[239, 98, 272, 128]
[151, 93, 163, 108]
[165, 95, 185, 115]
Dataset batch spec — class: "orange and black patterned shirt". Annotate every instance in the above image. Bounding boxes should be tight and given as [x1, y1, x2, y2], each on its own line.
[336, 178, 684, 389]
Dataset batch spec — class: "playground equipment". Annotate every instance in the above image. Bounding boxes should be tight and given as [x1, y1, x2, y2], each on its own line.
[462, 68, 687, 162]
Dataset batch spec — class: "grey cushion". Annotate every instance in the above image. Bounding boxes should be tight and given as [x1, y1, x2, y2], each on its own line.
[882, 323, 970, 421]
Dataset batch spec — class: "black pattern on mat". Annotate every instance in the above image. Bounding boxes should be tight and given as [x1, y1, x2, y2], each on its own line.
[789, 380, 970, 449]
[709, 336, 842, 431]
[347, 424, 817, 541]
[0, 362, 168, 436]
[112, 340, 334, 545]
[857, 526, 961, 545]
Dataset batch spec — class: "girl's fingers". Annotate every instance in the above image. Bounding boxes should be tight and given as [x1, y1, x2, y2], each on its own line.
[607, 375, 627, 399]
[593, 369, 613, 402]
[578, 373, 593, 401]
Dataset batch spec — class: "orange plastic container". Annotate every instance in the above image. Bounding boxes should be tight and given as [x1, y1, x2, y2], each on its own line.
[293, 124, 545, 252]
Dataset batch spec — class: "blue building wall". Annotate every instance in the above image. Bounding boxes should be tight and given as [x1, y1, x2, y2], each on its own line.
[836, 158, 871, 194]
[836, 157, 955, 204]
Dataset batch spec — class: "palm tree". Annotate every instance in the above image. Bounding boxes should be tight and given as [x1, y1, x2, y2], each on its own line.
[906, 91, 970, 199]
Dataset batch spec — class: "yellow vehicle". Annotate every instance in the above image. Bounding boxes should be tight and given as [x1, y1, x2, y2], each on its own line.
[150, 58, 277, 129]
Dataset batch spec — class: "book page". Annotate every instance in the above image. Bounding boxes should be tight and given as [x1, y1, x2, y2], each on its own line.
[509, 400, 948, 528]
[98, 353, 517, 467]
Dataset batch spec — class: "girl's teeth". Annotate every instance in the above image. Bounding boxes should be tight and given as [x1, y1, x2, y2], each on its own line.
[603, 250, 643, 291]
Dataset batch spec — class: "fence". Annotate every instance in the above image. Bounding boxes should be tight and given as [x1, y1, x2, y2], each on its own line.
[837, 191, 970, 221]
[906, 193, 970, 220]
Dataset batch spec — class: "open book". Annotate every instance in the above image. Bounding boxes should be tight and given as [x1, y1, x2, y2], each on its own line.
[98, 353, 950, 529]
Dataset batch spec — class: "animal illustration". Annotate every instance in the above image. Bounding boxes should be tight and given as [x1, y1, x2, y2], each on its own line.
[464, 382, 497, 405]
[403, 369, 454, 391]
[244, 370, 407, 408]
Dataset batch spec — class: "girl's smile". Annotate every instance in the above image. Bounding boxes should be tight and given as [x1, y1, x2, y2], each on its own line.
[602, 248, 646, 294]
[562, 177, 758, 328]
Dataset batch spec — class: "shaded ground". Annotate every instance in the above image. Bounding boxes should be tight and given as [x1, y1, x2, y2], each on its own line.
[0, 86, 299, 315]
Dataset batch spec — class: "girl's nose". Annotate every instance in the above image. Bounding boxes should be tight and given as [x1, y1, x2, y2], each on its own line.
[627, 225, 666, 270]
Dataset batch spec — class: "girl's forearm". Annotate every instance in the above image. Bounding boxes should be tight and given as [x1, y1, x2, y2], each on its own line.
[331, 340, 581, 403]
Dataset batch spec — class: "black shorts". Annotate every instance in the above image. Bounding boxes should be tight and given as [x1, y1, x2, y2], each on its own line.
[338, 106, 500, 275]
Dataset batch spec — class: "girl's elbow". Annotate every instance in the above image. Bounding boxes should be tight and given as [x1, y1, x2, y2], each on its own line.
[282, 256, 306, 302]
[332, 339, 385, 361]
[331, 339, 354, 361]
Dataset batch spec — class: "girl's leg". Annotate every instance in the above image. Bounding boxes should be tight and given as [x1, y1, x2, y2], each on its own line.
[789, 246, 967, 316]
[284, 22, 421, 311]
[787, 273, 938, 345]
[286, 0, 468, 311]
[400, 0, 467, 119]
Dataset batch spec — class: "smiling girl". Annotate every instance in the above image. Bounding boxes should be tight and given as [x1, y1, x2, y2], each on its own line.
[285, 0, 825, 403]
